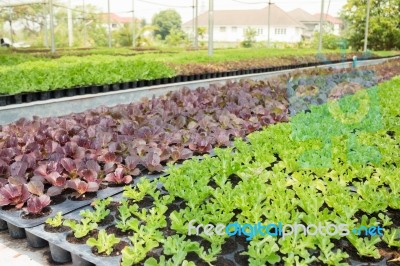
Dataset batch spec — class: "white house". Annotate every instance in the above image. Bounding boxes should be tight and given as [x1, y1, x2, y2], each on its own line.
[288, 9, 343, 37]
[182, 5, 306, 43]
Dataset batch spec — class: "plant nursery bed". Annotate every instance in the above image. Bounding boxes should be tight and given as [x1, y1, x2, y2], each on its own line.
[26, 175, 164, 265]
[0, 54, 398, 107]
[25, 77, 400, 266]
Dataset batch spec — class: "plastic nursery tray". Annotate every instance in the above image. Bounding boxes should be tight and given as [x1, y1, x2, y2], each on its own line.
[26, 178, 250, 266]
[26, 175, 163, 266]
[0, 185, 123, 229]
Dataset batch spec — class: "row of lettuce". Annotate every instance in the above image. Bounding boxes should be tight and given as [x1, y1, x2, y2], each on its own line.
[0, 51, 389, 95]
[44, 77, 400, 265]
[0, 59, 399, 215]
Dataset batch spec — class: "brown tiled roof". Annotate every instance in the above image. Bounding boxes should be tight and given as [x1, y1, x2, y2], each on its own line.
[288, 8, 318, 23]
[313, 13, 343, 25]
[183, 5, 305, 28]
[98, 13, 135, 24]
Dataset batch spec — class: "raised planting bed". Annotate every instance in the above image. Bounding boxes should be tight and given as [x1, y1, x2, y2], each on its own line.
[0, 53, 398, 107]
[1, 60, 400, 233]
[23, 77, 400, 265]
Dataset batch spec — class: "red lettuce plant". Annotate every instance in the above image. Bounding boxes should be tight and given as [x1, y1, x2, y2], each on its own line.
[0, 184, 30, 209]
[67, 179, 99, 198]
[25, 195, 51, 214]
[105, 166, 132, 185]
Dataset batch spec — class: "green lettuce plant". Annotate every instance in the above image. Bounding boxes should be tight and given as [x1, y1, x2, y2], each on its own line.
[241, 237, 281, 266]
[63, 218, 98, 238]
[45, 212, 64, 227]
[86, 229, 120, 255]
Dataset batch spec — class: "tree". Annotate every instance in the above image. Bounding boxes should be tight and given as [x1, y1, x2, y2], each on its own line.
[341, 0, 400, 50]
[151, 9, 182, 40]
[241, 27, 257, 48]
[165, 28, 188, 47]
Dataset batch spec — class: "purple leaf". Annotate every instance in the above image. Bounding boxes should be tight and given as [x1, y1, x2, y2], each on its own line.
[0, 184, 30, 209]
[10, 161, 28, 178]
[25, 195, 51, 214]
[27, 181, 44, 196]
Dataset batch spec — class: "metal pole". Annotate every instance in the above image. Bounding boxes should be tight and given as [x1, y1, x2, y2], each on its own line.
[208, 0, 213, 56]
[267, 0, 271, 47]
[194, 0, 198, 49]
[8, 8, 13, 44]
[43, 3, 49, 48]
[107, 0, 112, 48]
[132, 0, 135, 48]
[67, 0, 73, 47]
[49, 0, 56, 53]
[363, 0, 371, 53]
[192, 0, 195, 47]
[318, 0, 325, 53]
[83, 0, 87, 47]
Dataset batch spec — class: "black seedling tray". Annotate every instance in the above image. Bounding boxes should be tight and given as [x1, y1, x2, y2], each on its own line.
[0, 185, 124, 229]
[26, 181, 251, 266]
[26, 174, 164, 266]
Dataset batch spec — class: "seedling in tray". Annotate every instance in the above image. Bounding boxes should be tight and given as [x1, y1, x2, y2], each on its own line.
[63, 218, 98, 238]
[46, 212, 64, 227]
[86, 229, 120, 256]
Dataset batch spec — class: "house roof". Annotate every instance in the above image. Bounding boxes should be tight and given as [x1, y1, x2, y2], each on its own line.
[98, 13, 134, 24]
[288, 8, 318, 23]
[182, 5, 305, 28]
[313, 13, 343, 25]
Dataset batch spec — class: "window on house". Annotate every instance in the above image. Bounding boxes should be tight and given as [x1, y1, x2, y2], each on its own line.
[275, 28, 287, 35]
[220, 26, 226, 32]
[232, 26, 237, 32]
[112, 23, 118, 28]
[257, 28, 263, 35]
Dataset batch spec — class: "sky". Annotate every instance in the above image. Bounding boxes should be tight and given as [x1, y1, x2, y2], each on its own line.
[0, 0, 348, 22]
[68, 0, 348, 22]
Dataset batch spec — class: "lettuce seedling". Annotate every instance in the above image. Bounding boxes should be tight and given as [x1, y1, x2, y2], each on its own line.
[197, 242, 221, 265]
[80, 207, 110, 224]
[144, 256, 195, 266]
[63, 218, 98, 238]
[115, 200, 134, 232]
[382, 228, 400, 248]
[163, 235, 200, 265]
[121, 234, 159, 266]
[105, 166, 132, 185]
[66, 179, 99, 198]
[86, 229, 120, 256]
[317, 237, 349, 265]
[25, 195, 51, 214]
[46, 212, 63, 227]
[346, 234, 381, 259]
[241, 237, 280, 266]
[131, 204, 167, 229]
[0, 184, 30, 209]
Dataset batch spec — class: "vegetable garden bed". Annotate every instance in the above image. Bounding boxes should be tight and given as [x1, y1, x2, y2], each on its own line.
[0, 50, 398, 107]
[25, 76, 400, 265]
[0, 59, 399, 265]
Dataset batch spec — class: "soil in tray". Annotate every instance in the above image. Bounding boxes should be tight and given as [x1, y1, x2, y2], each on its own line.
[234, 250, 249, 266]
[49, 195, 67, 206]
[98, 214, 114, 227]
[220, 238, 238, 255]
[1, 205, 19, 211]
[22, 207, 52, 219]
[66, 229, 98, 244]
[92, 240, 128, 257]
[68, 192, 97, 201]
[376, 241, 400, 264]
[106, 201, 121, 213]
[215, 256, 236, 266]
[106, 225, 133, 238]
[44, 224, 70, 233]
